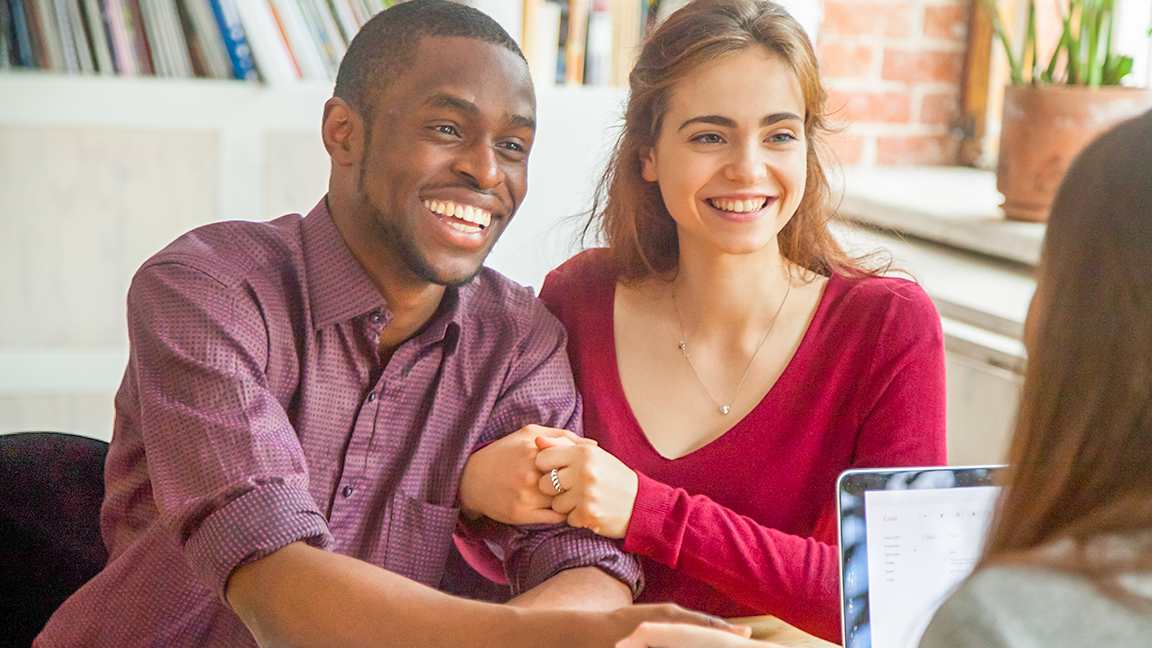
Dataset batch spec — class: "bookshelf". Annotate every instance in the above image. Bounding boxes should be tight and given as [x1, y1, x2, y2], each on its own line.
[1, 0, 657, 87]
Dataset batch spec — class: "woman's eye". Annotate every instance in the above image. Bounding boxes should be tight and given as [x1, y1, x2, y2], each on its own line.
[767, 132, 798, 144]
[692, 133, 724, 144]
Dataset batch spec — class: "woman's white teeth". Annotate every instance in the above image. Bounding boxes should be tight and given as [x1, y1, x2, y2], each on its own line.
[423, 200, 492, 231]
[711, 198, 767, 213]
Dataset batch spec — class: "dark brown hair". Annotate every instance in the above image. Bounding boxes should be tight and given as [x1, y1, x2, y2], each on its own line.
[587, 0, 878, 281]
[334, 0, 524, 127]
[979, 109, 1152, 599]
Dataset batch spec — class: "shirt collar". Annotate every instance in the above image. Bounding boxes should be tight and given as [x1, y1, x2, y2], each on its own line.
[301, 198, 387, 331]
[301, 197, 465, 353]
[418, 285, 463, 354]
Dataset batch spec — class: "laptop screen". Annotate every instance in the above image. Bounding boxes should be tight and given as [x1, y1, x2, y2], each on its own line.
[837, 467, 1003, 648]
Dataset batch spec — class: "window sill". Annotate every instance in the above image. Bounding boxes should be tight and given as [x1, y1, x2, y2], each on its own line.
[839, 166, 1045, 267]
[835, 166, 1039, 373]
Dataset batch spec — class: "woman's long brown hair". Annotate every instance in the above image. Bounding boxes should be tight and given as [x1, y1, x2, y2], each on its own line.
[978, 109, 1152, 596]
[585, 0, 883, 282]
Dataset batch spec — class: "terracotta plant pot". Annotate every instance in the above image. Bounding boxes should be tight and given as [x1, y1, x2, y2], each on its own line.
[997, 84, 1152, 222]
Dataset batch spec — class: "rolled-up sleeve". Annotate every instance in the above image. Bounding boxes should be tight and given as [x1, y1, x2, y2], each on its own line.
[475, 298, 643, 596]
[127, 260, 332, 600]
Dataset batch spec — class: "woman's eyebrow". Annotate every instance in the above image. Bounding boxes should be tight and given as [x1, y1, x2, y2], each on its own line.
[677, 112, 803, 132]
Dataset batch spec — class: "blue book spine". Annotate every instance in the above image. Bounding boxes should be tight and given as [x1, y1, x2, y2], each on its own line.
[8, 0, 35, 67]
[97, 0, 119, 73]
[207, 0, 255, 80]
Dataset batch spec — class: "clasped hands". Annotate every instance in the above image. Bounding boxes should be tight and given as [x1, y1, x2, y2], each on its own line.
[458, 424, 639, 539]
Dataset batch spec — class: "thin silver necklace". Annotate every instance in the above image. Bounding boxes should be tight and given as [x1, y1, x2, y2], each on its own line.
[671, 281, 791, 415]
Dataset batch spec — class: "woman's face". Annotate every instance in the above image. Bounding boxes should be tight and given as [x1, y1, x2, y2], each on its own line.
[642, 47, 808, 260]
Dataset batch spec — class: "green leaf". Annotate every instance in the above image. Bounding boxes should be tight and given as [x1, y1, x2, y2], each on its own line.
[981, 0, 1023, 84]
[1043, 23, 1069, 83]
[1026, 0, 1038, 83]
[1102, 55, 1133, 85]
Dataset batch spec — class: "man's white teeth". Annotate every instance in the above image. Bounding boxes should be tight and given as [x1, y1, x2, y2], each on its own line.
[423, 199, 492, 230]
[448, 221, 482, 234]
[711, 198, 767, 213]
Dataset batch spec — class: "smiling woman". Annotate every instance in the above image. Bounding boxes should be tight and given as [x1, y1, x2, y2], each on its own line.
[639, 48, 807, 263]
[457, 0, 947, 643]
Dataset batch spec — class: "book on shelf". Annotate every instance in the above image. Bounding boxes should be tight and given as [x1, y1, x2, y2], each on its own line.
[82, 0, 115, 74]
[30, 0, 66, 71]
[582, 0, 609, 85]
[517, 0, 651, 87]
[232, 0, 299, 82]
[180, 0, 231, 79]
[521, 0, 561, 86]
[563, 0, 586, 84]
[208, 0, 257, 81]
[104, 0, 138, 75]
[2, 0, 651, 86]
[126, 0, 157, 75]
[4, 0, 36, 68]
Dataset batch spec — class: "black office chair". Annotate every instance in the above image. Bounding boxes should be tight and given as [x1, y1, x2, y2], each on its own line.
[0, 432, 109, 648]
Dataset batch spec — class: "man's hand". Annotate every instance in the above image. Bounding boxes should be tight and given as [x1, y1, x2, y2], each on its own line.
[534, 437, 639, 539]
[458, 425, 594, 524]
[615, 622, 760, 648]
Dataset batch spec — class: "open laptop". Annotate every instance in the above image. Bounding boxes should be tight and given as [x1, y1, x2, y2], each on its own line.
[837, 466, 1004, 648]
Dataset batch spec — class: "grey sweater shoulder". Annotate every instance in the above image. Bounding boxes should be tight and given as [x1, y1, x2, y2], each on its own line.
[919, 565, 1152, 648]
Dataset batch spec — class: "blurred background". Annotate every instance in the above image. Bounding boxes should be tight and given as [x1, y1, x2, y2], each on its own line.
[2, 0, 1150, 464]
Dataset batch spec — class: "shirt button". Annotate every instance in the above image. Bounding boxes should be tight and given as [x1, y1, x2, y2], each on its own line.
[366, 391, 377, 403]
[342, 485, 355, 497]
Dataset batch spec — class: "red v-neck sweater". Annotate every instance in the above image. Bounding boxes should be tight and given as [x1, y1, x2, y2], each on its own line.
[539, 249, 946, 643]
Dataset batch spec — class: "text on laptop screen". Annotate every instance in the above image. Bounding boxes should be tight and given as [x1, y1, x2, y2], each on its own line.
[863, 486, 999, 648]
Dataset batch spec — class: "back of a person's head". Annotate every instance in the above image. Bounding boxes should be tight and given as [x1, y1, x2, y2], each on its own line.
[333, 0, 525, 124]
[983, 109, 1152, 570]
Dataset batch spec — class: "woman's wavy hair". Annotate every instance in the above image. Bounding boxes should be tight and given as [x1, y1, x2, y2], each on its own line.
[587, 0, 879, 281]
[978, 109, 1152, 607]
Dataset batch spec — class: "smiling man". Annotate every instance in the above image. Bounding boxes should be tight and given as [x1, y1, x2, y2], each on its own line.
[33, 2, 725, 647]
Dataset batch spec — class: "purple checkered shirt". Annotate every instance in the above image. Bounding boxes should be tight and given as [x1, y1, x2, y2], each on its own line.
[37, 199, 640, 648]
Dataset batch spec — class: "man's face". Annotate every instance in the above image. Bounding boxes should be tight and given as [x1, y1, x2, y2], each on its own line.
[353, 36, 536, 287]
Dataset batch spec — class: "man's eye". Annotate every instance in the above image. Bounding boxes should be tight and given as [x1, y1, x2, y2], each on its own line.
[434, 125, 459, 136]
[500, 141, 526, 153]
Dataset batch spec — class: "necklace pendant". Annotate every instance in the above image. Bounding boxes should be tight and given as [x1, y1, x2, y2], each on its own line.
[719, 405, 730, 415]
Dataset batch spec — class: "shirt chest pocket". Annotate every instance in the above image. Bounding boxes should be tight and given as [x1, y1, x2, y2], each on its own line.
[381, 493, 461, 588]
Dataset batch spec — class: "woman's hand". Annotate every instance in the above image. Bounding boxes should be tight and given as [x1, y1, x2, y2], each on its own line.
[616, 622, 761, 648]
[458, 425, 593, 525]
[534, 437, 639, 539]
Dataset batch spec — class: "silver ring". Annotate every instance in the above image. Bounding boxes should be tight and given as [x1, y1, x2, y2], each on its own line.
[550, 468, 565, 494]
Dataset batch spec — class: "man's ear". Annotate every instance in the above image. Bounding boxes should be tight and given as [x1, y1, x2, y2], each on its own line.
[322, 97, 363, 167]
[640, 147, 658, 182]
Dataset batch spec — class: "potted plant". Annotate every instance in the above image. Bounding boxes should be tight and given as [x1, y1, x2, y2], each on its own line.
[981, 0, 1152, 222]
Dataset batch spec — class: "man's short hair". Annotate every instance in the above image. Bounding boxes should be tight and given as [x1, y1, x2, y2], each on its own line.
[334, 0, 528, 125]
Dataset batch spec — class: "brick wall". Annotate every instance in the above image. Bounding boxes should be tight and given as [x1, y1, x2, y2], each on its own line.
[818, 0, 970, 166]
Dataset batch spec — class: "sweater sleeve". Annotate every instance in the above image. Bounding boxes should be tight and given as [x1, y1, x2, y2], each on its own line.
[623, 279, 948, 644]
[625, 473, 844, 641]
[126, 261, 333, 602]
